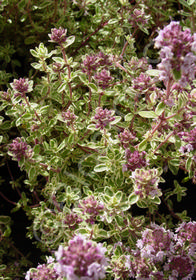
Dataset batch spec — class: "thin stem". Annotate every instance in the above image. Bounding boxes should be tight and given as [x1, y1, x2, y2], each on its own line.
[0, 191, 16, 205]
[61, 46, 73, 101]
[153, 131, 175, 153]
[6, 160, 21, 198]
[115, 61, 132, 77]
[98, 92, 103, 107]
[72, 19, 109, 55]
[161, 196, 183, 222]
[24, 95, 42, 123]
[52, 195, 62, 212]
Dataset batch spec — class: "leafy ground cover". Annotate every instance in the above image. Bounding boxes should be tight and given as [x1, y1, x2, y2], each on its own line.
[0, 0, 196, 279]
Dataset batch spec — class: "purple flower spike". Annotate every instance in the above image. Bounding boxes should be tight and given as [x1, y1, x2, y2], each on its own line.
[11, 78, 33, 97]
[78, 196, 104, 224]
[123, 149, 146, 172]
[93, 107, 115, 130]
[8, 137, 32, 162]
[25, 264, 58, 280]
[118, 129, 136, 148]
[94, 69, 113, 89]
[62, 110, 76, 126]
[49, 27, 67, 44]
[165, 254, 194, 280]
[54, 234, 108, 280]
[155, 21, 196, 86]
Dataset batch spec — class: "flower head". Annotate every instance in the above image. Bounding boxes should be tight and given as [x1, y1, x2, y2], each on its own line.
[11, 78, 33, 97]
[136, 224, 173, 262]
[123, 149, 146, 172]
[63, 211, 83, 230]
[94, 69, 113, 89]
[8, 137, 33, 162]
[155, 21, 196, 86]
[176, 221, 196, 244]
[49, 27, 67, 44]
[78, 196, 104, 224]
[54, 234, 108, 280]
[131, 168, 162, 199]
[118, 129, 136, 148]
[164, 254, 194, 280]
[62, 110, 76, 126]
[93, 107, 115, 130]
[25, 264, 58, 280]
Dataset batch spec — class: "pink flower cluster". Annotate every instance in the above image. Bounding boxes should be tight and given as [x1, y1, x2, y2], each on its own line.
[94, 69, 113, 89]
[25, 264, 58, 280]
[123, 149, 146, 172]
[178, 127, 196, 150]
[63, 211, 83, 230]
[54, 234, 108, 280]
[131, 168, 162, 199]
[93, 107, 115, 130]
[155, 21, 196, 86]
[78, 195, 104, 224]
[48, 27, 67, 44]
[8, 137, 32, 162]
[82, 52, 112, 75]
[62, 110, 76, 126]
[126, 223, 195, 279]
[118, 129, 136, 148]
[11, 78, 33, 97]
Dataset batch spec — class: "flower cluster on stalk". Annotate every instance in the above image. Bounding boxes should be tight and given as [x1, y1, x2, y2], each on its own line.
[54, 234, 108, 280]
[11, 78, 33, 97]
[93, 107, 115, 130]
[8, 137, 33, 162]
[130, 168, 162, 199]
[115, 223, 196, 279]
[82, 52, 112, 76]
[78, 195, 105, 224]
[155, 21, 196, 86]
[48, 27, 67, 44]
[123, 149, 147, 172]
[118, 129, 136, 148]
[94, 69, 113, 89]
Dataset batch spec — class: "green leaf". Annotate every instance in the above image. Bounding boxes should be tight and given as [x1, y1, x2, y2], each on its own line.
[186, 157, 192, 171]
[94, 164, 108, 172]
[57, 139, 66, 152]
[0, 120, 12, 130]
[187, 0, 195, 5]
[125, 113, 133, 122]
[138, 111, 157, 118]
[151, 196, 161, 204]
[173, 69, 181, 80]
[178, 0, 191, 7]
[79, 73, 88, 85]
[63, 36, 75, 48]
[0, 216, 11, 224]
[155, 102, 165, 116]
[128, 193, 139, 205]
[25, 36, 36, 45]
[168, 159, 180, 175]
[138, 139, 148, 151]
[110, 116, 121, 125]
[97, 229, 109, 238]
[115, 215, 125, 226]
[108, 19, 119, 24]
[88, 83, 98, 91]
[31, 62, 42, 70]
[28, 167, 37, 181]
[145, 69, 162, 77]
[0, 264, 7, 270]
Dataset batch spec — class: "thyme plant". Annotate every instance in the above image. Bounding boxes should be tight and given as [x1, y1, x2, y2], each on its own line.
[0, 0, 196, 279]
